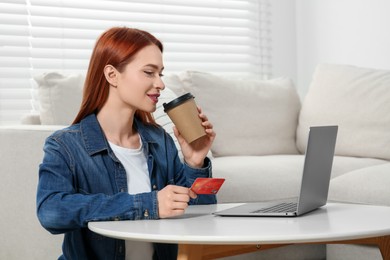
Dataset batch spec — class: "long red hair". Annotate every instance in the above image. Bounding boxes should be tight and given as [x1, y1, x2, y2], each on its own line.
[72, 27, 163, 125]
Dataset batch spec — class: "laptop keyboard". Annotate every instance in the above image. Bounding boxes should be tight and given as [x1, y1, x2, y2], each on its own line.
[251, 202, 297, 213]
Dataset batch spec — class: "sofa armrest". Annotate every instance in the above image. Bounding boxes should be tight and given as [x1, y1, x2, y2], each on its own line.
[0, 126, 63, 259]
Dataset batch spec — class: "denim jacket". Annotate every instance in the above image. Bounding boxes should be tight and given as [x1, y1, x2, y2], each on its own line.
[36, 114, 216, 260]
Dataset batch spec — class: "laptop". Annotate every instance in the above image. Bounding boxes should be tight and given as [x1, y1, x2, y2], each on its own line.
[213, 125, 338, 217]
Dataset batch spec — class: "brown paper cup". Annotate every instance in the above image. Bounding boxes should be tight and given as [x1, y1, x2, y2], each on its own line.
[163, 93, 206, 143]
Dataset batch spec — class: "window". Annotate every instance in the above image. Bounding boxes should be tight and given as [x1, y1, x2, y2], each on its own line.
[0, 0, 271, 125]
[0, 0, 31, 125]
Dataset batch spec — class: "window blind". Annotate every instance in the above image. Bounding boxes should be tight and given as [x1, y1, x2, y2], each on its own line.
[0, 0, 32, 125]
[0, 0, 271, 125]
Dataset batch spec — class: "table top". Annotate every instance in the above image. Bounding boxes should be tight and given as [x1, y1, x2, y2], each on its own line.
[88, 203, 390, 245]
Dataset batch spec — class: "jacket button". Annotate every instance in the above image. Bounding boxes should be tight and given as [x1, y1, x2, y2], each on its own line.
[152, 185, 157, 190]
[144, 210, 149, 217]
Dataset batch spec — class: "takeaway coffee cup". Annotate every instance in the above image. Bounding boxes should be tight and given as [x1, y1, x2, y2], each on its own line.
[163, 93, 206, 143]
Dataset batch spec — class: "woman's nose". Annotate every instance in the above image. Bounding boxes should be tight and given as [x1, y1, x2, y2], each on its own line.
[155, 77, 165, 90]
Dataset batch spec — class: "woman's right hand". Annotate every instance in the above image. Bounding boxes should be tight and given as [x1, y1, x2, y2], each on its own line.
[157, 185, 197, 218]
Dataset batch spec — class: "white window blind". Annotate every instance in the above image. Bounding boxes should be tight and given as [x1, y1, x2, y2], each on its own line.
[0, 0, 271, 125]
[0, 0, 32, 125]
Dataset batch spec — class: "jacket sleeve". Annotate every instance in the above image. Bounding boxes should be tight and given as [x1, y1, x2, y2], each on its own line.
[36, 137, 159, 235]
[184, 157, 218, 205]
[165, 132, 217, 205]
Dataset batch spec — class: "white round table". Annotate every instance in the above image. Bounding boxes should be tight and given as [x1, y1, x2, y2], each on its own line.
[88, 203, 390, 259]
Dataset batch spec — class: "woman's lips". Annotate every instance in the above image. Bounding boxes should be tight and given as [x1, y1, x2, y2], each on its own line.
[147, 94, 160, 103]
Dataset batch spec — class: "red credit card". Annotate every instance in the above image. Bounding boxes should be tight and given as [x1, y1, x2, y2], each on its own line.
[190, 178, 225, 195]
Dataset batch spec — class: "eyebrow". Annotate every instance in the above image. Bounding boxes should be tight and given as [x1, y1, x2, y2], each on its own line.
[144, 64, 164, 71]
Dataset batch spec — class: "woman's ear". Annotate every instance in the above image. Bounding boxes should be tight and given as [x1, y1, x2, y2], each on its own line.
[103, 65, 118, 87]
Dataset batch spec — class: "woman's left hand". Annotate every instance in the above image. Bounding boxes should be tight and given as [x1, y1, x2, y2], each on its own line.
[173, 107, 216, 168]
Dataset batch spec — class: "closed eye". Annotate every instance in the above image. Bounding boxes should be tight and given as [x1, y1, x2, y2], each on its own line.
[144, 71, 164, 78]
[144, 71, 154, 77]
[143, 64, 164, 77]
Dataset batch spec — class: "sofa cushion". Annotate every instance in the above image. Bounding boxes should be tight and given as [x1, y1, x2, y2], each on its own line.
[211, 155, 388, 204]
[212, 155, 306, 203]
[34, 72, 84, 125]
[153, 87, 182, 157]
[297, 64, 390, 160]
[328, 163, 390, 206]
[330, 156, 388, 179]
[33, 72, 178, 130]
[162, 74, 186, 96]
[178, 71, 301, 157]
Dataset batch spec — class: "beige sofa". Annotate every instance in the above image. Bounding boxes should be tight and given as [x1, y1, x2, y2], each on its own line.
[1, 63, 389, 259]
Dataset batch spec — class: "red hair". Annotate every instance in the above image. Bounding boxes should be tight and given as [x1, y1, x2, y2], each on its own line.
[72, 27, 163, 125]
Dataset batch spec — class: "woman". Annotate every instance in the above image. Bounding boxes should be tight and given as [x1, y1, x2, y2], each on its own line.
[36, 27, 216, 260]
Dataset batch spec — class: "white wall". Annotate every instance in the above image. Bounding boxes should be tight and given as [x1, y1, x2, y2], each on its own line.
[270, 0, 298, 87]
[296, 0, 390, 96]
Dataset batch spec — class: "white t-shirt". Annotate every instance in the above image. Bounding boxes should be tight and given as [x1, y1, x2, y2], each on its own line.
[109, 139, 153, 260]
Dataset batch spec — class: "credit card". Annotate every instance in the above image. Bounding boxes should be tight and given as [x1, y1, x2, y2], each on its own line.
[190, 178, 225, 194]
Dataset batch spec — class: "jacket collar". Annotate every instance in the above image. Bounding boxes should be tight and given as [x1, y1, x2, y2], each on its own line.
[80, 113, 156, 155]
